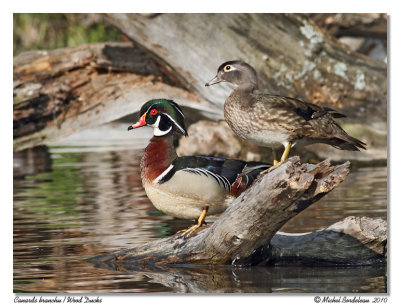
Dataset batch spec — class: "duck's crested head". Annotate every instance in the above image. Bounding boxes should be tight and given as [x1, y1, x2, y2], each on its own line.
[128, 99, 187, 137]
[205, 60, 258, 91]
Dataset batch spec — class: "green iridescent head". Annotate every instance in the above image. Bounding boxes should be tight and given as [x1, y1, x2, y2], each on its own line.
[128, 99, 187, 137]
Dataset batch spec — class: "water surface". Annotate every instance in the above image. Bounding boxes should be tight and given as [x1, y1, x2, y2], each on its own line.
[13, 123, 387, 293]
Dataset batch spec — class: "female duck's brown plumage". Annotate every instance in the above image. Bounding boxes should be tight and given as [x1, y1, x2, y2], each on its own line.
[128, 99, 271, 236]
[206, 60, 366, 165]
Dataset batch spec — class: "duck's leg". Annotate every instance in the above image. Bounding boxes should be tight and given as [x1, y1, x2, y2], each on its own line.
[261, 142, 292, 175]
[181, 207, 208, 238]
[279, 142, 292, 164]
[272, 149, 279, 166]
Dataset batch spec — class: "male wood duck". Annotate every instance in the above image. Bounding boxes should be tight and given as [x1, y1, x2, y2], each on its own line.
[205, 60, 366, 166]
[128, 99, 271, 237]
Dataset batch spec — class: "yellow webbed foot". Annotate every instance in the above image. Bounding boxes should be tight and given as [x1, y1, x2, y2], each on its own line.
[279, 142, 292, 164]
[179, 207, 208, 238]
[261, 143, 292, 175]
[181, 223, 202, 238]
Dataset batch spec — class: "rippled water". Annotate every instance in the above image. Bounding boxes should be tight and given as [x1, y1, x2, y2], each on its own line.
[13, 123, 387, 293]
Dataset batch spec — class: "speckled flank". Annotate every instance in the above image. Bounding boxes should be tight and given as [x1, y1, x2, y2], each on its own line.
[210, 60, 366, 167]
[225, 91, 321, 148]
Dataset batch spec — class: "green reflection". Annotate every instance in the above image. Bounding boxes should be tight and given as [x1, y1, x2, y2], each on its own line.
[15, 152, 86, 222]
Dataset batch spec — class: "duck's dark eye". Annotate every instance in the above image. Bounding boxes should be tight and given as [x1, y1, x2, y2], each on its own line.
[150, 109, 158, 116]
[224, 65, 231, 71]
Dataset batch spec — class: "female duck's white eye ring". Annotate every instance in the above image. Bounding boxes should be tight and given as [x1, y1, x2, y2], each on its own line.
[224, 65, 231, 72]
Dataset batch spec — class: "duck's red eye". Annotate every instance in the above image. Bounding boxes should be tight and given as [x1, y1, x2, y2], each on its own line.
[150, 109, 158, 116]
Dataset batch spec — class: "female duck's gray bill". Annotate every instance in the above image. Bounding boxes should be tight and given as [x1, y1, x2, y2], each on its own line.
[205, 75, 223, 86]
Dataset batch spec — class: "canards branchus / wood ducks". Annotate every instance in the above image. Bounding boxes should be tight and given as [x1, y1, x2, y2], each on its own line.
[128, 99, 271, 236]
[206, 60, 366, 166]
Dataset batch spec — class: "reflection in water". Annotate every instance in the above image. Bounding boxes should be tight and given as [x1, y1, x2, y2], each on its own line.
[13, 146, 52, 178]
[281, 166, 387, 233]
[13, 129, 387, 293]
[88, 255, 386, 293]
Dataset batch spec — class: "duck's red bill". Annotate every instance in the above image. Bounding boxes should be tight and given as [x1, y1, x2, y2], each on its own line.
[128, 113, 147, 130]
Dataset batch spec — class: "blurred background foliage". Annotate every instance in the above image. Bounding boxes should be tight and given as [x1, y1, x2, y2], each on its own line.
[13, 13, 123, 56]
[13, 13, 387, 61]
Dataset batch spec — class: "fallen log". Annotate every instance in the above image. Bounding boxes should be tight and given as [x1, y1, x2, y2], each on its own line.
[88, 157, 386, 269]
[14, 14, 387, 156]
[89, 216, 386, 271]
[13, 42, 219, 152]
[269, 216, 386, 266]
[102, 13, 386, 124]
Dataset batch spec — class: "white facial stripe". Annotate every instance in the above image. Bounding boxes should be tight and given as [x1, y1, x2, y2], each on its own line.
[153, 165, 174, 184]
[164, 113, 186, 134]
[144, 105, 153, 117]
[173, 105, 185, 118]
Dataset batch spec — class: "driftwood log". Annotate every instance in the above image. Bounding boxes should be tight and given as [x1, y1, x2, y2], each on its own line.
[88, 157, 386, 269]
[270, 216, 386, 266]
[14, 13, 387, 155]
[13, 42, 215, 152]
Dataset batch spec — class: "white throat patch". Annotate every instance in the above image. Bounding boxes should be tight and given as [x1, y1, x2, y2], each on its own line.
[152, 116, 172, 136]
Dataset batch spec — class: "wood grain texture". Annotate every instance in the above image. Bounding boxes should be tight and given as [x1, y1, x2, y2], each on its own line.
[89, 217, 386, 293]
[13, 42, 218, 152]
[102, 13, 387, 124]
[87, 157, 386, 269]
[270, 216, 386, 266]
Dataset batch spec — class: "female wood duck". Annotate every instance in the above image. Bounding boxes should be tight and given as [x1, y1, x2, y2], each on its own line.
[205, 60, 366, 166]
[128, 99, 271, 237]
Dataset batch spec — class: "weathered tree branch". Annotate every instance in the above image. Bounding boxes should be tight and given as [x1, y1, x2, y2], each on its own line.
[13, 42, 219, 152]
[269, 216, 386, 266]
[89, 215, 386, 293]
[87, 157, 386, 270]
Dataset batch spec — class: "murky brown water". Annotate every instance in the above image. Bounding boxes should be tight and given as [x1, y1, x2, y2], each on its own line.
[13, 123, 387, 293]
